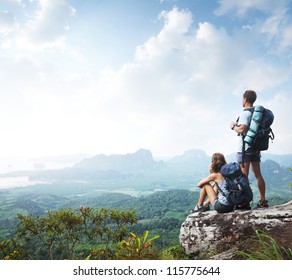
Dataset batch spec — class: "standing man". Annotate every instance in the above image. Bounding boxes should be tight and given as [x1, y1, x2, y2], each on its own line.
[230, 90, 268, 208]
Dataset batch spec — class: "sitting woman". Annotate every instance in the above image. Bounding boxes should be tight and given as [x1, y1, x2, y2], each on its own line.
[190, 152, 234, 213]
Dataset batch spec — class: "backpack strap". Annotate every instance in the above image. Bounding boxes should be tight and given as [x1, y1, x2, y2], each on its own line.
[242, 135, 245, 168]
[243, 107, 254, 129]
[241, 107, 254, 168]
[215, 181, 227, 197]
[270, 129, 275, 141]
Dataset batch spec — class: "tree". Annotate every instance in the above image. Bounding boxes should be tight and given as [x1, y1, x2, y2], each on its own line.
[0, 238, 26, 260]
[2, 207, 137, 260]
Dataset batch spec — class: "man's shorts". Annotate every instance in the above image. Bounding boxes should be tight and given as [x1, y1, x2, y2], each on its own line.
[236, 149, 261, 163]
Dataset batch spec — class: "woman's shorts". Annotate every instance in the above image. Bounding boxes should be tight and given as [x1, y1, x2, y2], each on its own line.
[236, 149, 261, 163]
[214, 200, 234, 213]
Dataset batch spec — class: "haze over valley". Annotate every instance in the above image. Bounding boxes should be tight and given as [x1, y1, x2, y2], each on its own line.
[0, 149, 291, 199]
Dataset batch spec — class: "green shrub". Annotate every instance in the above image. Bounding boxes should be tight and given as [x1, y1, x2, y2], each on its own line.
[239, 229, 292, 260]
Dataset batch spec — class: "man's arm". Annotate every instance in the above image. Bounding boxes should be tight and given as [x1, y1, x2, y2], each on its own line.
[230, 122, 246, 134]
[230, 110, 250, 135]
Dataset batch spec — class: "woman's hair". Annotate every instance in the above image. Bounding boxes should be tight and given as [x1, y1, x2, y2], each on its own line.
[209, 153, 227, 173]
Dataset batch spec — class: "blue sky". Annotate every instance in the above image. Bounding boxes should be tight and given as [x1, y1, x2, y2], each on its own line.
[0, 0, 292, 160]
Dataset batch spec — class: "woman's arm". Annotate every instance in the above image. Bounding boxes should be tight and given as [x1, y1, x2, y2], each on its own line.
[197, 173, 217, 188]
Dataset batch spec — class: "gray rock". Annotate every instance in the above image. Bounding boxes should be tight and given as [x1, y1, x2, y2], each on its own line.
[179, 200, 292, 259]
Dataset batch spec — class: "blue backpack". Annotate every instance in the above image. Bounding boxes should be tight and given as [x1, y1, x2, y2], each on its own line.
[239, 105, 274, 167]
[244, 105, 275, 151]
[216, 162, 253, 205]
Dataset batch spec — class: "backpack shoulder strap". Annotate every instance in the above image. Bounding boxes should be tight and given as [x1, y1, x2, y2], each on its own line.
[215, 181, 227, 197]
[244, 107, 254, 112]
[244, 107, 254, 127]
[237, 107, 254, 129]
[241, 107, 254, 168]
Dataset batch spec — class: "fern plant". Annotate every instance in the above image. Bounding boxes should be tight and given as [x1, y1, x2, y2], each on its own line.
[118, 231, 160, 260]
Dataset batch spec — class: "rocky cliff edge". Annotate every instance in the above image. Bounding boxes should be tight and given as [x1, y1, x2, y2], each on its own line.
[179, 200, 292, 259]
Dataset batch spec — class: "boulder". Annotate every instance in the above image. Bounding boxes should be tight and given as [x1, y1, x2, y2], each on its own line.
[179, 200, 292, 259]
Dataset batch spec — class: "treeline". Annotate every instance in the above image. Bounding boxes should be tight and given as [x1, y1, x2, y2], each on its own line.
[0, 207, 190, 260]
[1, 188, 291, 260]
[0, 207, 137, 260]
[0, 189, 198, 254]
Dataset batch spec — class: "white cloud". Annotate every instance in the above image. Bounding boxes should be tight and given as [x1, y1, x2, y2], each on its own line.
[1, 5, 292, 158]
[260, 91, 292, 154]
[215, 0, 292, 62]
[233, 59, 289, 94]
[278, 25, 292, 50]
[214, 0, 288, 17]
[11, 0, 24, 5]
[0, 10, 17, 34]
[260, 13, 284, 36]
[16, 0, 76, 50]
[90, 7, 292, 156]
[82, 11, 246, 155]
[136, 8, 193, 62]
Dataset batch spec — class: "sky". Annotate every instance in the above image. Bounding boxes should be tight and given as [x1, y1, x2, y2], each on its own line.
[0, 0, 292, 160]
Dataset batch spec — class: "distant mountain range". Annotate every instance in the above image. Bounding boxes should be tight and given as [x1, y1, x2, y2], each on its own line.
[73, 148, 211, 175]
[261, 153, 292, 167]
[74, 149, 158, 173]
[73, 148, 292, 173]
[226, 152, 292, 168]
[1, 149, 292, 192]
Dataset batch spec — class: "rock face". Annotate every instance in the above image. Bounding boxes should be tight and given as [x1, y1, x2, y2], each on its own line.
[179, 200, 292, 259]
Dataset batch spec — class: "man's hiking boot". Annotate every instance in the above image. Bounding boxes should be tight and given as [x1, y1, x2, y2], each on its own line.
[234, 202, 251, 210]
[256, 200, 269, 208]
[190, 204, 210, 213]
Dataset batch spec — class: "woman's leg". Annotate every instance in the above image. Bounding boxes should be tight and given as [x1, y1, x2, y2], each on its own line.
[201, 183, 218, 205]
[191, 183, 217, 213]
[198, 183, 216, 206]
[197, 185, 208, 206]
